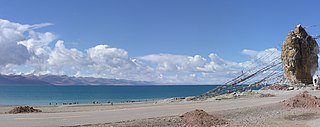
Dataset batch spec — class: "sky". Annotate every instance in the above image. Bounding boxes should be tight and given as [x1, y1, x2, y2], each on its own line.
[0, 0, 320, 84]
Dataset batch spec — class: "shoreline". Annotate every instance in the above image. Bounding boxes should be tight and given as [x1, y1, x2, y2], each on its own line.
[0, 98, 160, 107]
[0, 85, 260, 107]
[0, 100, 160, 114]
[0, 87, 313, 114]
[1, 88, 320, 127]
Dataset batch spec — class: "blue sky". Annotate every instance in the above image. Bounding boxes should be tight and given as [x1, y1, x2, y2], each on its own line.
[0, 0, 319, 83]
[2, 0, 320, 61]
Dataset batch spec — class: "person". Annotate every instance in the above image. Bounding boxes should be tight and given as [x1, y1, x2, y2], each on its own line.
[313, 75, 319, 88]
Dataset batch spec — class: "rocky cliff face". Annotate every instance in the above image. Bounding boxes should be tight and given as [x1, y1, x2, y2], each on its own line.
[281, 25, 319, 84]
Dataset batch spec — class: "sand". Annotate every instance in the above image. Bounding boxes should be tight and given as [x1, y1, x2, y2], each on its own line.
[2, 87, 320, 127]
[67, 103, 320, 127]
[0, 101, 158, 114]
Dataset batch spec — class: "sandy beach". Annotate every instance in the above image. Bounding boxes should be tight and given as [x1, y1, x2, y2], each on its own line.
[0, 101, 159, 115]
[1, 88, 320, 127]
[2, 1, 320, 127]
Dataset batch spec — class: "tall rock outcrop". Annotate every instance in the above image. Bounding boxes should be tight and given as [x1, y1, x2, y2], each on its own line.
[281, 24, 319, 84]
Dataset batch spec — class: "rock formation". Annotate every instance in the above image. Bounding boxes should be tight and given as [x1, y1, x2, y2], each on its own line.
[283, 91, 320, 108]
[281, 24, 319, 84]
[6, 106, 42, 114]
[180, 109, 228, 127]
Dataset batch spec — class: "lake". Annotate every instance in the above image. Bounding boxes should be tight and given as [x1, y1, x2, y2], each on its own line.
[0, 85, 219, 106]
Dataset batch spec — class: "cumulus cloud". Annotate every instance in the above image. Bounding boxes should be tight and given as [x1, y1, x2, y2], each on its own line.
[47, 40, 89, 75]
[18, 31, 55, 55]
[0, 19, 283, 84]
[0, 19, 31, 66]
[139, 53, 240, 83]
[139, 54, 206, 72]
[87, 45, 129, 67]
[86, 44, 154, 80]
[138, 48, 281, 84]
[241, 48, 281, 64]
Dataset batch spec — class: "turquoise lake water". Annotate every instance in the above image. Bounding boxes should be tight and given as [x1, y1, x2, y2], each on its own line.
[0, 85, 220, 106]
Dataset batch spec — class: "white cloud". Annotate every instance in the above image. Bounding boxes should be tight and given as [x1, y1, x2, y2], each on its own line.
[138, 48, 281, 84]
[0, 19, 54, 74]
[0, 19, 31, 66]
[87, 45, 129, 66]
[139, 54, 207, 72]
[47, 40, 89, 75]
[28, 41, 155, 81]
[86, 44, 153, 80]
[0, 19, 283, 84]
[28, 23, 53, 30]
[18, 31, 55, 55]
[241, 48, 281, 64]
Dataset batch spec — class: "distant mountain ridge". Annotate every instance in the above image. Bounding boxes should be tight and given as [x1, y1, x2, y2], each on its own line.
[0, 74, 156, 86]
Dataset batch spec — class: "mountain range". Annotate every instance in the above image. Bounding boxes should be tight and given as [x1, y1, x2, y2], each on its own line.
[0, 74, 156, 86]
